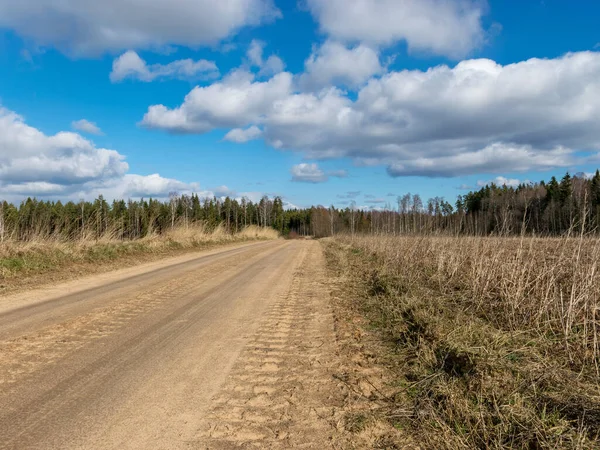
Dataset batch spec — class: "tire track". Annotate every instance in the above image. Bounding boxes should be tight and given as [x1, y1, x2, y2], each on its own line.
[195, 241, 346, 449]
[0, 242, 281, 388]
[0, 241, 293, 449]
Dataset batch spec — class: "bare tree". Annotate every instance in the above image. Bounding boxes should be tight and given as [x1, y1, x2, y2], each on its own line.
[0, 202, 4, 242]
[412, 194, 423, 233]
[241, 197, 248, 227]
[349, 201, 357, 236]
[79, 199, 86, 238]
[399, 193, 411, 234]
[169, 191, 179, 229]
[329, 205, 337, 236]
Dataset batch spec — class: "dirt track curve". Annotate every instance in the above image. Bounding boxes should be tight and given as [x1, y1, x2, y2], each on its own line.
[0, 240, 345, 449]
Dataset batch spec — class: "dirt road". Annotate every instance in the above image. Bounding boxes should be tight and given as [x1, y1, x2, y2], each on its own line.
[0, 240, 345, 449]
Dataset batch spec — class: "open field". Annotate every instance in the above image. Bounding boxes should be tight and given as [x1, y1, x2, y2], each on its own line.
[324, 234, 600, 448]
[2, 229, 600, 448]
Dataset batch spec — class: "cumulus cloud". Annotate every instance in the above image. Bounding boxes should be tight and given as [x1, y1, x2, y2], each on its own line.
[282, 200, 300, 210]
[300, 41, 383, 89]
[386, 144, 577, 178]
[0, 108, 126, 185]
[143, 51, 600, 177]
[141, 70, 293, 133]
[290, 163, 347, 183]
[212, 185, 236, 197]
[223, 126, 263, 143]
[246, 39, 285, 77]
[110, 51, 219, 83]
[71, 119, 103, 135]
[477, 176, 524, 188]
[1, 181, 69, 196]
[247, 40, 265, 67]
[0, 106, 198, 201]
[291, 163, 326, 183]
[305, 0, 487, 59]
[0, 0, 281, 55]
[88, 174, 199, 200]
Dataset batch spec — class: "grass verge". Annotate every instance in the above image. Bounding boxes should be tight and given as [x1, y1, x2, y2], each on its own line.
[0, 224, 278, 294]
[323, 235, 600, 449]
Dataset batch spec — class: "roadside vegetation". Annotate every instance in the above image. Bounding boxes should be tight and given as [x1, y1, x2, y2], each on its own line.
[325, 233, 600, 449]
[0, 224, 278, 293]
[0, 194, 289, 292]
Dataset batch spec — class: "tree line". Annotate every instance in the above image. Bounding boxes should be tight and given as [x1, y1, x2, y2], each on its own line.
[310, 170, 600, 237]
[0, 194, 310, 242]
[1, 170, 600, 241]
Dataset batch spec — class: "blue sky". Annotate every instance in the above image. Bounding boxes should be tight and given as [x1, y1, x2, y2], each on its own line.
[0, 0, 599, 209]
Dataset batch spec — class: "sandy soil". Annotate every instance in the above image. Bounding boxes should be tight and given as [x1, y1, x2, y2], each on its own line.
[0, 240, 348, 449]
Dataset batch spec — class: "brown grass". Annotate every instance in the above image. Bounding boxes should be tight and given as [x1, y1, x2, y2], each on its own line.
[325, 234, 600, 449]
[0, 224, 278, 293]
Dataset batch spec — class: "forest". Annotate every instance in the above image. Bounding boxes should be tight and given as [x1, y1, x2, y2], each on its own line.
[1, 170, 600, 241]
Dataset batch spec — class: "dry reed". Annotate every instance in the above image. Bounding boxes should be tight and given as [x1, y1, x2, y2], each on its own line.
[0, 224, 279, 287]
[327, 234, 600, 448]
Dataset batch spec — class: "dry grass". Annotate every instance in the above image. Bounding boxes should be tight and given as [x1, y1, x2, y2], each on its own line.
[0, 224, 278, 292]
[325, 234, 600, 449]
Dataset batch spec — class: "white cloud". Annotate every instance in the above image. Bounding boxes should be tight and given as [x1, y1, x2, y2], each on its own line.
[212, 185, 236, 197]
[477, 176, 523, 188]
[0, 106, 198, 201]
[386, 144, 576, 177]
[260, 56, 285, 77]
[246, 39, 285, 77]
[0, 0, 281, 55]
[300, 41, 383, 89]
[247, 40, 265, 67]
[290, 163, 347, 183]
[306, 0, 487, 59]
[282, 200, 300, 210]
[110, 51, 219, 82]
[223, 126, 263, 143]
[291, 163, 326, 183]
[141, 70, 293, 133]
[1, 181, 68, 196]
[71, 119, 103, 135]
[88, 174, 199, 200]
[236, 191, 265, 203]
[0, 108, 126, 185]
[141, 51, 600, 178]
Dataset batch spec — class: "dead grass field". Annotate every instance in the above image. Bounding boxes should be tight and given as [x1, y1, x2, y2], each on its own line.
[324, 234, 600, 449]
[0, 224, 278, 293]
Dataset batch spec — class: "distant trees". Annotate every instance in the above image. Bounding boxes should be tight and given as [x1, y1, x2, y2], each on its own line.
[306, 171, 600, 238]
[2, 170, 600, 241]
[457, 171, 600, 236]
[0, 194, 309, 242]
